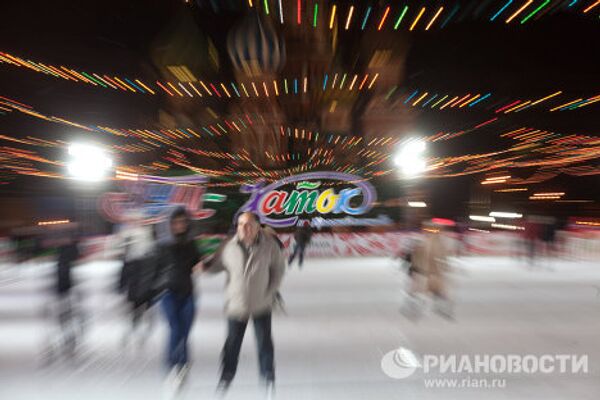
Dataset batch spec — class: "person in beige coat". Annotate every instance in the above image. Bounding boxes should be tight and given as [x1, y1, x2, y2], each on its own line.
[204, 212, 285, 395]
[408, 224, 453, 319]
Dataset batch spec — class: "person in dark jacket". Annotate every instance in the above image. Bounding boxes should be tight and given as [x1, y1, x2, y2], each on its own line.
[54, 230, 83, 358]
[287, 224, 312, 268]
[56, 236, 80, 296]
[155, 207, 203, 390]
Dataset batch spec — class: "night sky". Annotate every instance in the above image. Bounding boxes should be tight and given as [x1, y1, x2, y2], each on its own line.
[0, 0, 598, 221]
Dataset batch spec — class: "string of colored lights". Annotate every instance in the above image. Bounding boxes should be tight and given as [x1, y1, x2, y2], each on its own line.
[1, 129, 597, 185]
[0, 128, 397, 183]
[165, 149, 333, 180]
[2, 98, 599, 185]
[4, 89, 598, 185]
[172, 119, 600, 181]
[425, 117, 500, 142]
[425, 124, 600, 180]
[0, 51, 377, 98]
[1, 93, 385, 180]
[6, 89, 599, 162]
[0, 95, 408, 181]
[3, 50, 597, 116]
[0, 96, 259, 146]
[19, 125, 600, 184]
[413, 110, 600, 180]
[1, 96, 414, 159]
[390, 88, 599, 113]
[277, 125, 400, 148]
[245, 1, 597, 30]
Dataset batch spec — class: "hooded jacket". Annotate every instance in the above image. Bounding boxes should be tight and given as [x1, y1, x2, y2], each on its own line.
[206, 232, 285, 318]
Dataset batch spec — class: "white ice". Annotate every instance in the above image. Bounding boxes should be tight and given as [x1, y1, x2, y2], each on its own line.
[1, 255, 599, 399]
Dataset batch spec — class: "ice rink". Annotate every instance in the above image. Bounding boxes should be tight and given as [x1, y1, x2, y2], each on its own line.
[1, 255, 599, 399]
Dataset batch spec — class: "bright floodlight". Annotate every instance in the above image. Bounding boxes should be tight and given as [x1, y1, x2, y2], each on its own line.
[408, 201, 427, 208]
[67, 143, 113, 181]
[394, 139, 426, 178]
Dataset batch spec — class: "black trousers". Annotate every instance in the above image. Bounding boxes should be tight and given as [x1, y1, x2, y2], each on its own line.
[221, 311, 274, 382]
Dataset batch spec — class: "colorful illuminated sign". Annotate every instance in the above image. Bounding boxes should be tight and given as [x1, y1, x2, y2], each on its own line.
[100, 174, 226, 224]
[237, 172, 378, 227]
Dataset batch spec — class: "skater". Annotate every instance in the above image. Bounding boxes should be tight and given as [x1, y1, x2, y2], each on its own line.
[540, 217, 557, 264]
[455, 220, 468, 257]
[53, 228, 84, 359]
[288, 223, 312, 268]
[154, 207, 203, 391]
[523, 218, 540, 267]
[397, 234, 425, 320]
[117, 210, 158, 348]
[203, 212, 285, 397]
[411, 222, 453, 319]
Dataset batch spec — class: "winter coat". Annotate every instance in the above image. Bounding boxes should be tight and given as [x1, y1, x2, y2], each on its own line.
[153, 207, 201, 298]
[206, 232, 285, 319]
[117, 223, 158, 301]
[56, 242, 80, 295]
[412, 233, 449, 295]
[294, 227, 312, 247]
[125, 256, 159, 304]
[118, 224, 155, 262]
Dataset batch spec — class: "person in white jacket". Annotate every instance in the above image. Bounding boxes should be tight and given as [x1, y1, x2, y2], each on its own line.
[116, 210, 157, 346]
[204, 212, 285, 396]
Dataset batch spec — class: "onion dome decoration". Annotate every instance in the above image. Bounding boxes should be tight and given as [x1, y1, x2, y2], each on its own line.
[227, 13, 286, 75]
